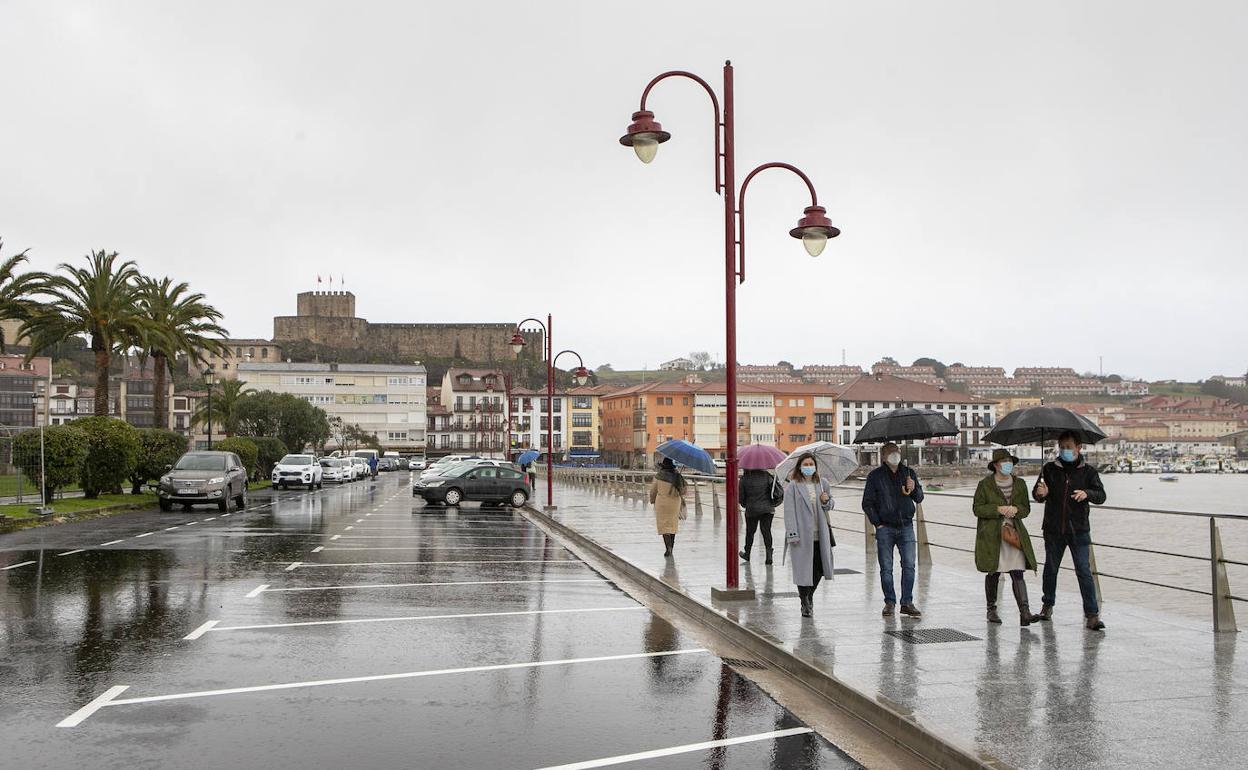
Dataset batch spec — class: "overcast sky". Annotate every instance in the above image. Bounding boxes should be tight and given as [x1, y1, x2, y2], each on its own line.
[2, 1, 1245, 381]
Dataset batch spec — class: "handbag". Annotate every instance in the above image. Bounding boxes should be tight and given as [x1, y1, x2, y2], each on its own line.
[1001, 520, 1022, 550]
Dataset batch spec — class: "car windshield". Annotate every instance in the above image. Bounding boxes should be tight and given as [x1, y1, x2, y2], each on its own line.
[280, 455, 313, 466]
[320, 459, 341, 467]
[173, 454, 227, 471]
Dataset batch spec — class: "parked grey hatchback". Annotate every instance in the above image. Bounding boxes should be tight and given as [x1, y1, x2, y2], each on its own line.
[157, 451, 249, 512]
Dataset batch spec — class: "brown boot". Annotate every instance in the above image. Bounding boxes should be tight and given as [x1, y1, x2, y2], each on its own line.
[1038, 604, 1053, 622]
[1085, 614, 1105, 631]
[1010, 574, 1041, 626]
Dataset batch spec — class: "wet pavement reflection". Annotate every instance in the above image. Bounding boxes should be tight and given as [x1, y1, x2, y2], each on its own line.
[1, 474, 860, 769]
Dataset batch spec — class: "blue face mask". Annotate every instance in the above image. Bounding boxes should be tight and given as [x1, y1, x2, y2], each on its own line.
[1060, 449, 1076, 463]
[800, 466, 816, 477]
[998, 462, 1014, 475]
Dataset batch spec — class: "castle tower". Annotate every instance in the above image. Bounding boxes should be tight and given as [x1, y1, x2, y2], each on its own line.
[296, 291, 356, 318]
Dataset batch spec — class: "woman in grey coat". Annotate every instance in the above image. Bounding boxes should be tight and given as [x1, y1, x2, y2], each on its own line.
[783, 453, 836, 617]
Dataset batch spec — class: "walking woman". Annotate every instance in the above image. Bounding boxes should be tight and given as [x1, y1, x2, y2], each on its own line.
[783, 453, 836, 617]
[649, 457, 687, 557]
[973, 449, 1042, 625]
[739, 468, 784, 565]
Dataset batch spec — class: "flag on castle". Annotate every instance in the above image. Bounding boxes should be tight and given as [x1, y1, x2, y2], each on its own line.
[317, 274, 322, 284]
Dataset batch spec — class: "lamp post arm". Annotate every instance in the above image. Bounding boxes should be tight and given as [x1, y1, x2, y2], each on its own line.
[551, 350, 585, 370]
[638, 70, 724, 194]
[735, 162, 821, 284]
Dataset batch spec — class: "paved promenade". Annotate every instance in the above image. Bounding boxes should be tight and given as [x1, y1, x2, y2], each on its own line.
[536, 476, 1247, 769]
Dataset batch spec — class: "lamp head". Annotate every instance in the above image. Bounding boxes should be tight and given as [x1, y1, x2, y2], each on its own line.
[509, 332, 527, 356]
[788, 205, 840, 257]
[573, 366, 591, 386]
[619, 110, 671, 164]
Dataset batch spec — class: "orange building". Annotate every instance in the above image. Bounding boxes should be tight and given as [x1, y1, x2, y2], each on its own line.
[599, 382, 697, 468]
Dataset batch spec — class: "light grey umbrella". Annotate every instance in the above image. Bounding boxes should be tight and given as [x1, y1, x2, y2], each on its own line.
[774, 441, 860, 485]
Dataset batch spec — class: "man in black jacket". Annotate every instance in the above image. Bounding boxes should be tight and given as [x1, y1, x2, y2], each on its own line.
[862, 443, 924, 617]
[1032, 431, 1107, 630]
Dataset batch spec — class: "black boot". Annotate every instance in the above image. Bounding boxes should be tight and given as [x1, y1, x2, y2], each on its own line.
[764, 548, 774, 566]
[799, 588, 813, 617]
[1011, 575, 1040, 626]
[662, 534, 673, 557]
[739, 547, 750, 562]
[985, 573, 1002, 624]
[667, 533, 676, 556]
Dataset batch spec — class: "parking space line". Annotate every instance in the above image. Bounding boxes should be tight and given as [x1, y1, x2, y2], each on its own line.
[99, 540, 124, 547]
[533, 728, 814, 770]
[57, 550, 85, 557]
[58, 649, 708, 725]
[356, 518, 364, 523]
[2, 560, 36, 571]
[253, 578, 605, 595]
[284, 561, 302, 571]
[193, 606, 646, 635]
[312, 546, 324, 553]
[321, 546, 553, 552]
[330, 535, 341, 541]
[164, 526, 181, 531]
[288, 560, 580, 569]
[221, 513, 232, 517]
[344, 526, 354, 531]
[135, 532, 155, 538]
[204, 517, 217, 522]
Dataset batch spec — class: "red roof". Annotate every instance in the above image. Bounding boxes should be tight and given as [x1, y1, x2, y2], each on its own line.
[833, 374, 995, 404]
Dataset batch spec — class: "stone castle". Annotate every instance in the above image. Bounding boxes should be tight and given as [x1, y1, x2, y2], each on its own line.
[273, 291, 542, 363]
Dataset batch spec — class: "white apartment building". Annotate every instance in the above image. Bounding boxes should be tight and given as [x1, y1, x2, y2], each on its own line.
[692, 391, 777, 455]
[238, 362, 427, 452]
[509, 387, 568, 461]
[438, 368, 508, 458]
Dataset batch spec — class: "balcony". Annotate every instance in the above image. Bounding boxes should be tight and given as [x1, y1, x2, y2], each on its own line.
[454, 402, 504, 414]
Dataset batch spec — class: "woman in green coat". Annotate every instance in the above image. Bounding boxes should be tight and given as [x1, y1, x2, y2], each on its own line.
[973, 449, 1041, 626]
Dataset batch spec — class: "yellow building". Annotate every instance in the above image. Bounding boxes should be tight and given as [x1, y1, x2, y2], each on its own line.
[567, 384, 615, 463]
[997, 396, 1043, 415]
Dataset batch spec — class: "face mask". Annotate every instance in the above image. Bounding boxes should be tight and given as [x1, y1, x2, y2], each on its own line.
[1060, 449, 1076, 463]
[998, 462, 1014, 475]
[800, 466, 816, 477]
[886, 453, 901, 467]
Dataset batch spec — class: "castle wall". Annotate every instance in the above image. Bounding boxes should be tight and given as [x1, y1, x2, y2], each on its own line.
[297, 291, 356, 318]
[273, 316, 542, 364]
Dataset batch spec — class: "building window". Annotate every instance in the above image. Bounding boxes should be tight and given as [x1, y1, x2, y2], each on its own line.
[572, 430, 593, 446]
[222, 363, 230, 370]
[843, 429, 851, 443]
[388, 431, 408, 441]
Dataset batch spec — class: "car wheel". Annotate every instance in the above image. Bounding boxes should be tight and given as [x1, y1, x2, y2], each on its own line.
[277, 483, 286, 490]
[182, 504, 194, 511]
[159, 499, 173, 512]
[217, 498, 228, 512]
[510, 490, 528, 508]
[443, 488, 463, 506]
[235, 487, 247, 510]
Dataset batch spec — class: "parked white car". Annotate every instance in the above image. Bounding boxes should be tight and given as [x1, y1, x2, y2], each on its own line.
[272, 454, 324, 489]
[319, 458, 351, 484]
[350, 457, 370, 480]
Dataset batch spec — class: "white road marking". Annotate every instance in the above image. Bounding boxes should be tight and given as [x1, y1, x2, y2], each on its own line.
[164, 526, 181, 531]
[534, 728, 815, 770]
[135, 532, 155, 538]
[284, 561, 302, 571]
[204, 517, 217, 522]
[311, 546, 324, 553]
[57, 550, 85, 557]
[185, 521, 198, 526]
[2, 560, 36, 571]
[321, 546, 551, 551]
[257, 578, 603, 594]
[193, 606, 646, 635]
[287, 560, 578, 568]
[56, 685, 130, 728]
[330, 535, 341, 541]
[221, 513, 232, 517]
[182, 620, 221, 640]
[98, 540, 124, 547]
[244, 584, 270, 599]
[356, 518, 364, 523]
[58, 649, 708, 725]
[343, 526, 354, 531]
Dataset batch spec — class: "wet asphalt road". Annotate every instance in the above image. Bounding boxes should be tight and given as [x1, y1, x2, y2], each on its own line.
[1, 474, 860, 769]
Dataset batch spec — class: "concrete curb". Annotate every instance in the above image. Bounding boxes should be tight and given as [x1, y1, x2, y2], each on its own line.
[523, 504, 1013, 770]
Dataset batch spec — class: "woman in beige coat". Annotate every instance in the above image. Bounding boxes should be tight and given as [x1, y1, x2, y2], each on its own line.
[649, 457, 687, 557]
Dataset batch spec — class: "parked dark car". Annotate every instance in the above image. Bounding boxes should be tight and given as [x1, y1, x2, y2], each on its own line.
[157, 451, 249, 512]
[413, 463, 531, 508]
[377, 458, 399, 472]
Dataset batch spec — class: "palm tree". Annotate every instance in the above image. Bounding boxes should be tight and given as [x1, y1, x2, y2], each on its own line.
[21, 250, 157, 415]
[137, 276, 228, 429]
[0, 239, 42, 352]
[193, 378, 248, 438]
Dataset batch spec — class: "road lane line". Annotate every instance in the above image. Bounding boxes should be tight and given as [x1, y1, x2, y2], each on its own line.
[344, 526, 354, 531]
[99, 540, 124, 546]
[356, 518, 364, 523]
[2, 560, 36, 570]
[244, 584, 270, 598]
[183, 620, 221, 640]
[196, 606, 646, 635]
[164, 526, 181, 531]
[204, 517, 217, 521]
[62, 650, 708, 723]
[533, 728, 815, 770]
[221, 513, 232, 517]
[288, 560, 579, 568]
[311, 546, 324, 553]
[284, 561, 302, 571]
[57, 550, 85, 557]
[330, 535, 341, 541]
[56, 685, 131, 728]
[135, 532, 155, 538]
[258, 578, 604, 594]
[320, 546, 553, 551]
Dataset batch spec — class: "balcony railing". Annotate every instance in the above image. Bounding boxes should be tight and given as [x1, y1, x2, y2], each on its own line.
[454, 402, 504, 413]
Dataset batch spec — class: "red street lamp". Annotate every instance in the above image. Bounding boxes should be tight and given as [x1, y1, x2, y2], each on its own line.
[619, 61, 839, 599]
[509, 318, 591, 511]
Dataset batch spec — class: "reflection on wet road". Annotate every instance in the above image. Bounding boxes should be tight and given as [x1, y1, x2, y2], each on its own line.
[1, 474, 859, 769]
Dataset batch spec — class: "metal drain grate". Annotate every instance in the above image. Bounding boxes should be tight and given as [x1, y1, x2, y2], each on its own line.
[760, 591, 800, 599]
[722, 657, 767, 670]
[833, 568, 860, 575]
[885, 628, 982, 645]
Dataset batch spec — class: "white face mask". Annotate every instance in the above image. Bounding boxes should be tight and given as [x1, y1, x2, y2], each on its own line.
[885, 452, 901, 467]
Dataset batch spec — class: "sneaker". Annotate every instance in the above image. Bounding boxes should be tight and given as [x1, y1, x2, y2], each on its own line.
[900, 604, 923, 618]
[882, 603, 895, 617]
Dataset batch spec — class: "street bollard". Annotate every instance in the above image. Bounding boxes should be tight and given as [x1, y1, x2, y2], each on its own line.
[1211, 517, 1238, 633]
[694, 482, 704, 517]
[914, 502, 932, 565]
[1088, 542, 1104, 609]
[711, 482, 721, 519]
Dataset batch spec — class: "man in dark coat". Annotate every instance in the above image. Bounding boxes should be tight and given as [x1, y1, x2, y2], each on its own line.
[1032, 431, 1107, 630]
[862, 442, 924, 617]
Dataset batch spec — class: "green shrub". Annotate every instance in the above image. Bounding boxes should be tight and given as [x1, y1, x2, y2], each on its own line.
[129, 429, 189, 494]
[250, 436, 288, 480]
[214, 437, 258, 479]
[73, 416, 140, 498]
[13, 425, 89, 500]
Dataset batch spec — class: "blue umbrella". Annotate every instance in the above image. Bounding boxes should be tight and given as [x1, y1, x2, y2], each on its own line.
[655, 439, 716, 475]
[516, 449, 540, 465]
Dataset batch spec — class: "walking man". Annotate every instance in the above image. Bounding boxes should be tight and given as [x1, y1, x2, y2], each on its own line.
[862, 442, 924, 617]
[1033, 431, 1107, 630]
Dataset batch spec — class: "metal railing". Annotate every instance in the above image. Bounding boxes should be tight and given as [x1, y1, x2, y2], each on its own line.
[543, 466, 1244, 633]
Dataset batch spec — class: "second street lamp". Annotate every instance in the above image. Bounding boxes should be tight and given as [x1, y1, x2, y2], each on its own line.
[619, 61, 839, 598]
[202, 368, 216, 450]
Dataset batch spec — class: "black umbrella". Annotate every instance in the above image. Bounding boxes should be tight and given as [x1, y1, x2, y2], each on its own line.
[853, 408, 960, 444]
[982, 406, 1107, 446]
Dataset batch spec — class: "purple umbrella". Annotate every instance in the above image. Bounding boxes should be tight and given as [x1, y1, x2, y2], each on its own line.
[738, 444, 786, 470]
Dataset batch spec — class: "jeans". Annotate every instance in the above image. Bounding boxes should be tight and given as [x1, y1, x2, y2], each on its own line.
[875, 522, 916, 606]
[744, 515, 774, 553]
[1042, 530, 1099, 615]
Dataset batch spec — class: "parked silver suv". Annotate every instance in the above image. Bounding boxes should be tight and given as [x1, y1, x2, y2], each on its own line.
[158, 451, 249, 512]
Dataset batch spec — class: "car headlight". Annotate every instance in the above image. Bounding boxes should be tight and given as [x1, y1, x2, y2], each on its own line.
[424, 480, 444, 487]
[160, 476, 171, 485]
[208, 477, 226, 485]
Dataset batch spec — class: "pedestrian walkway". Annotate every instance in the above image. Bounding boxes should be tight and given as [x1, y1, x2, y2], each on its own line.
[535, 477, 1248, 770]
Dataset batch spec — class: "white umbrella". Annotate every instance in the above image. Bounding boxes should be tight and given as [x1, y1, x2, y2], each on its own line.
[774, 441, 860, 486]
